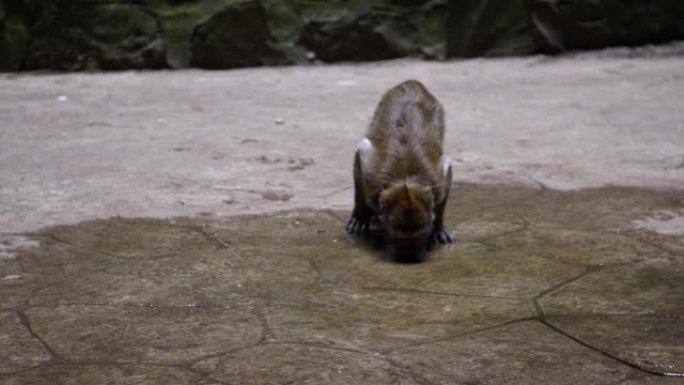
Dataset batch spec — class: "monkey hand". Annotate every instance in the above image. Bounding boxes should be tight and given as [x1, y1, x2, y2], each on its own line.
[430, 226, 455, 245]
[346, 212, 371, 235]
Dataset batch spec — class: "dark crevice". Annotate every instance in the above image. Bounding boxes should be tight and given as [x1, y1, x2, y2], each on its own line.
[532, 264, 684, 377]
[526, 262, 684, 377]
[13, 305, 66, 363]
[532, 261, 638, 320]
[0, 363, 48, 377]
[264, 340, 371, 355]
[533, 266, 593, 305]
[192, 224, 240, 252]
[26, 301, 249, 310]
[610, 369, 642, 384]
[186, 343, 261, 367]
[323, 209, 347, 224]
[303, 257, 337, 286]
[322, 186, 353, 201]
[254, 306, 277, 343]
[538, 318, 684, 377]
[390, 317, 537, 353]
[383, 356, 438, 385]
[46, 232, 119, 259]
[632, 234, 684, 258]
[174, 364, 232, 385]
[450, 182, 546, 224]
[474, 211, 530, 243]
[360, 285, 524, 301]
[35, 360, 233, 385]
[521, 174, 550, 192]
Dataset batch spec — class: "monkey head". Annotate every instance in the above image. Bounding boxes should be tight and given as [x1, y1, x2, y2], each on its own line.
[379, 181, 435, 261]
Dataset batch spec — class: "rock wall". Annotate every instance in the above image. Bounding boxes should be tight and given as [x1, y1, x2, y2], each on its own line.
[1, 0, 683, 71]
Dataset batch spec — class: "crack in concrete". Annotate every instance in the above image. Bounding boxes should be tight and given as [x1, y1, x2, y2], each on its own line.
[389, 317, 537, 354]
[192, 224, 239, 252]
[538, 319, 684, 377]
[533, 261, 638, 316]
[12, 305, 65, 363]
[473, 212, 530, 243]
[531, 263, 684, 378]
[45, 232, 120, 259]
[0, 363, 47, 377]
[383, 356, 438, 385]
[360, 286, 523, 301]
[24, 302, 250, 310]
[18, 360, 233, 385]
[254, 306, 277, 343]
[632, 235, 684, 258]
[264, 340, 371, 355]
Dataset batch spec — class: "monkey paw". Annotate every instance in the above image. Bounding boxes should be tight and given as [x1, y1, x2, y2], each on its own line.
[346, 215, 370, 235]
[430, 226, 455, 245]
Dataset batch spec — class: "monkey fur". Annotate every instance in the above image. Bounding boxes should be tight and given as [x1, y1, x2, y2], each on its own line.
[346, 80, 455, 260]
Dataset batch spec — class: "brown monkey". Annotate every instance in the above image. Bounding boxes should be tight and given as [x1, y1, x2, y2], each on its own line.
[346, 80, 455, 260]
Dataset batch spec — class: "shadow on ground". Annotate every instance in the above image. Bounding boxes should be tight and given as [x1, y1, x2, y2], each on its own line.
[1, 184, 683, 384]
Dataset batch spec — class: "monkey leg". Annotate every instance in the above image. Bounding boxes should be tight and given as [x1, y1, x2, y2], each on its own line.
[346, 150, 374, 235]
[431, 162, 455, 245]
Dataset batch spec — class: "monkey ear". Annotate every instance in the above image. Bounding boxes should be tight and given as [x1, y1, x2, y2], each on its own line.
[432, 105, 444, 130]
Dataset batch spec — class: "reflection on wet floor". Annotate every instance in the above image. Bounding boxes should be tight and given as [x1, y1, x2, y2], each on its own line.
[1, 184, 683, 384]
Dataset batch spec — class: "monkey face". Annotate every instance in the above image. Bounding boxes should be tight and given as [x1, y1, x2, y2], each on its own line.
[380, 181, 435, 261]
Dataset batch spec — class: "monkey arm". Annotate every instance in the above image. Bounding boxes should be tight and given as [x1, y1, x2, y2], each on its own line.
[346, 139, 375, 235]
[431, 155, 455, 244]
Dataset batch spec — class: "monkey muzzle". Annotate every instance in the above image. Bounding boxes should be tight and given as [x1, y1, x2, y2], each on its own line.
[389, 234, 429, 262]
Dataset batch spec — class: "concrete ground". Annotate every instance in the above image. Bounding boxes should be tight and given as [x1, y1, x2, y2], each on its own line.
[1, 45, 684, 384]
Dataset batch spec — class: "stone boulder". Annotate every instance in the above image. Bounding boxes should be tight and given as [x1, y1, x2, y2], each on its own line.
[1, 0, 683, 71]
[20, 1, 165, 70]
[190, 0, 286, 69]
[447, 0, 537, 57]
[0, 1, 30, 71]
[530, 0, 684, 53]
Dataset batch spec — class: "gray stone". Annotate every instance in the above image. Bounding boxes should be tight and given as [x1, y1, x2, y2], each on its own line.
[4, 0, 684, 70]
[0, 2, 30, 71]
[23, 3, 165, 70]
[447, 0, 537, 57]
[190, 0, 286, 69]
[530, 0, 684, 53]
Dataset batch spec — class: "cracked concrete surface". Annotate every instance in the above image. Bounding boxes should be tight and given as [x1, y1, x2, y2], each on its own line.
[1, 185, 683, 384]
[1, 47, 684, 384]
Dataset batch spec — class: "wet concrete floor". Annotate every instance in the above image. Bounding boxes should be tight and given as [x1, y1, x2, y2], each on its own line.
[1, 184, 683, 384]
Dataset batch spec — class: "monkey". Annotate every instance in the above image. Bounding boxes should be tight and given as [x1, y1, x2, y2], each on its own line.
[346, 80, 455, 261]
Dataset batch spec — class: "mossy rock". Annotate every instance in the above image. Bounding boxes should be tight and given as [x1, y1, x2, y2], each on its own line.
[299, 3, 420, 62]
[190, 0, 286, 69]
[0, 9, 30, 71]
[530, 0, 684, 53]
[5, 0, 684, 71]
[23, 3, 165, 70]
[146, 0, 232, 69]
[447, 0, 537, 57]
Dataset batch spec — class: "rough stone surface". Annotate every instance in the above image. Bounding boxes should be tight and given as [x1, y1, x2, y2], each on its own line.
[1, 185, 683, 383]
[1, 53, 683, 234]
[530, 0, 684, 53]
[190, 0, 285, 69]
[447, 0, 538, 57]
[2, 0, 684, 70]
